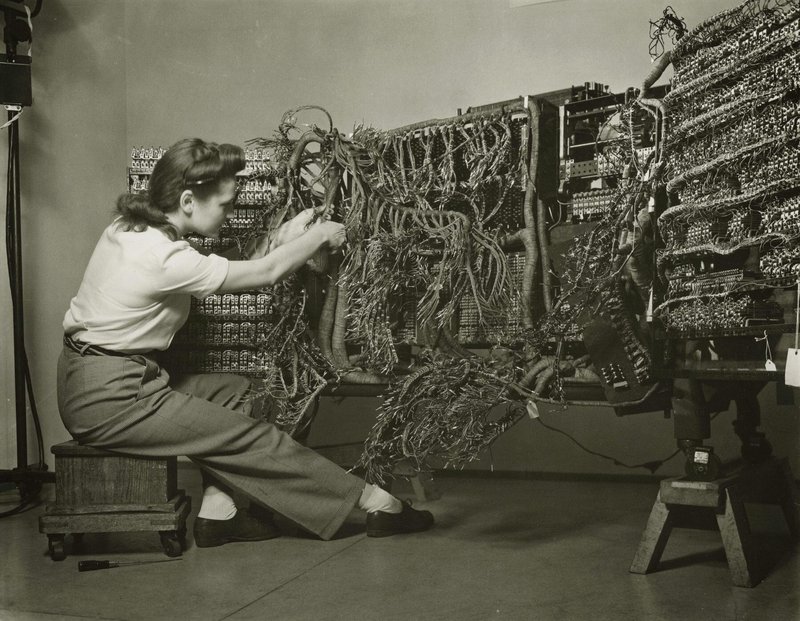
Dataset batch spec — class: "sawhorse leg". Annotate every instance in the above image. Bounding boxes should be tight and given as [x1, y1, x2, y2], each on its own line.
[716, 486, 759, 587]
[629, 492, 674, 574]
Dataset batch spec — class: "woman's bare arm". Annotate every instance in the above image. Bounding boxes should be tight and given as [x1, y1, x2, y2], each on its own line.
[218, 220, 345, 292]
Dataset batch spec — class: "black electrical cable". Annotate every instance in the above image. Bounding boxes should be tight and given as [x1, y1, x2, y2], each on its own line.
[24, 354, 45, 467]
[1, 112, 47, 518]
[533, 410, 723, 475]
[535, 416, 679, 473]
[0, 487, 38, 517]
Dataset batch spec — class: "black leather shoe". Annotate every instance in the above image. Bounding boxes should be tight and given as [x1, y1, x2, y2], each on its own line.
[366, 500, 434, 538]
[194, 508, 281, 548]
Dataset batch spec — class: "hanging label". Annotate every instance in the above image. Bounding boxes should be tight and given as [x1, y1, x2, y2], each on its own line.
[758, 332, 775, 372]
[785, 348, 800, 387]
[526, 399, 540, 419]
[790, 282, 800, 386]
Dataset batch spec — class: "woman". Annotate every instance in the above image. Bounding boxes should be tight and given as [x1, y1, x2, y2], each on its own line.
[57, 138, 433, 546]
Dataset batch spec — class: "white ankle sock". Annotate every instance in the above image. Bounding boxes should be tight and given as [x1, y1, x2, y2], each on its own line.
[198, 485, 238, 520]
[358, 483, 402, 514]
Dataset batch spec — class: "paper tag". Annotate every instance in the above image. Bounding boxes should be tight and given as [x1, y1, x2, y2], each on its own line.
[526, 399, 539, 419]
[765, 359, 776, 372]
[785, 348, 800, 387]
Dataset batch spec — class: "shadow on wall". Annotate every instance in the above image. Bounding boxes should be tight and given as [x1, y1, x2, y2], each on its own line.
[23, 1, 127, 202]
[0, 1, 130, 472]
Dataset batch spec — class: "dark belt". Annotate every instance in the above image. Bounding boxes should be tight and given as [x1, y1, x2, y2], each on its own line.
[63, 334, 147, 358]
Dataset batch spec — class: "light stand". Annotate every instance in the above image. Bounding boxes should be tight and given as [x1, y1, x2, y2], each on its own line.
[0, 0, 53, 516]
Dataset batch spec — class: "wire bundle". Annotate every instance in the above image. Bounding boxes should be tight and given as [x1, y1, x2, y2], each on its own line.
[357, 353, 525, 485]
[656, 0, 800, 331]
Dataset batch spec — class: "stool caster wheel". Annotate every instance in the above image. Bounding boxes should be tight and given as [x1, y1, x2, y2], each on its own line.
[48, 535, 66, 561]
[159, 530, 183, 557]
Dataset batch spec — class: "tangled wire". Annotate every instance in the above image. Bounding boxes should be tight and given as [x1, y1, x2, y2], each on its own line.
[235, 41, 678, 479]
[649, 6, 688, 60]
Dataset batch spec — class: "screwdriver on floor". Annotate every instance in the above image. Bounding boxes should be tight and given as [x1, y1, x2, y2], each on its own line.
[78, 558, 182, 572]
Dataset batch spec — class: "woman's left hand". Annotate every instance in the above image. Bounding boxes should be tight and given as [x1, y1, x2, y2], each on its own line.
[245, 209, 323, 259]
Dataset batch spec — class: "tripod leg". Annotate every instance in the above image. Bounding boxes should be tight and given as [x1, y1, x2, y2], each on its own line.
[733, 386, 772, 463]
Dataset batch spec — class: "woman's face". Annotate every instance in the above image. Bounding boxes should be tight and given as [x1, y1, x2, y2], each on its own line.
[189, 178, 237, 238]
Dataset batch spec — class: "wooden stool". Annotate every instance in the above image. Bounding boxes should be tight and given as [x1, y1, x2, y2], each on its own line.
[630, 457, 799, 587]
[39, 441, 191, 561]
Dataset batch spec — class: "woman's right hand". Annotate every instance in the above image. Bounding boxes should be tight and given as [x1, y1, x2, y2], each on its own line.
[271, 208, 319, 250]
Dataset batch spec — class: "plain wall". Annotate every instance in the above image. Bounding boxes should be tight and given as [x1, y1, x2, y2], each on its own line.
[1, 1, 128, 471]
[3, 0, 797, 480]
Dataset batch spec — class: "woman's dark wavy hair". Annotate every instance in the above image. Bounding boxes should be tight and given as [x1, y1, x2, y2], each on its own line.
[115, 138, 245, 240]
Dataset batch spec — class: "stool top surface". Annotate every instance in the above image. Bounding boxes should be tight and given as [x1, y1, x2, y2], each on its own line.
[51, 440, 162, 460]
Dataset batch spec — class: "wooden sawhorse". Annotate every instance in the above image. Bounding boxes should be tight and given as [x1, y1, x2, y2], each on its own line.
[630, 457, 799, 587]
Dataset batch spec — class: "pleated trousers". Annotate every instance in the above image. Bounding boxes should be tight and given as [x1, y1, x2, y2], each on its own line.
[56, 345, 364, 540]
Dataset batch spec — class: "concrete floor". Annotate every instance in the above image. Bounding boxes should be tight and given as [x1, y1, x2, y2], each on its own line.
[1, 469, 798, 621]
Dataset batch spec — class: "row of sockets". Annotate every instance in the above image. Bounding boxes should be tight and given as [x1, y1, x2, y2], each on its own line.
[668, 101, 800, 178]
[129, 146, 166, 170]
[567, 189, 617, 222]
[129, 146, 272, 171]
[761, 195, 800, 233]
[188, 236, 238, 253]
[675, 72, 799, 128]
[596, 152, 624, 177]
[661, 295, 752, 331]
[684, 221, 714, 247]
[671, 13, 799, 93]
[170, 349, 269, 374]
[678, 146, 800, 203]
[128, 173, 275, 207]
[739, 147, 800, 189]
[228, 206, 264, 224]
[667, 270, 745, 297]
[194, 293, 275, 317]
[760, 245, 800, 278]
[669, 263, 696, 279]
[175, 320, 276, 346]
[671, 47, 800, 122]
[664, 211, 760, 249]
[727, 209, 762, 241]
[237, 177, 278, 205]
